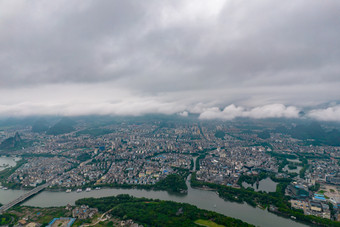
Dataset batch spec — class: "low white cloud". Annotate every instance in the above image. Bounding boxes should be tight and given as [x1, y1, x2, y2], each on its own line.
[199, 104, 300, 120]
[178, 111, 189, 117]
[0, 82, 338, 123]
[0, 100, 185, 117]
[247, 104, 300, 119]
[308, 105, 340, 122]
[0, 83, 187, 117]
[199, 105, 244, 120]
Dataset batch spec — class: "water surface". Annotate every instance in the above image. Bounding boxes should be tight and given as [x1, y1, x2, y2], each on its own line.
[242, 178, 278, 193]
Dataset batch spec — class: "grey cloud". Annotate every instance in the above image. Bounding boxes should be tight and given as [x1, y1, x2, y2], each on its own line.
[0, 82, 338, 122]
[308, 106, 340, 122]
[0, 0, 340, 118]
[199, 104, 300, 120]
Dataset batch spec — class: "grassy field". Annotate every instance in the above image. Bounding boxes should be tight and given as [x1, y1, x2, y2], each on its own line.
[9, 206, 71, 226]
[195, 219, 225, 227]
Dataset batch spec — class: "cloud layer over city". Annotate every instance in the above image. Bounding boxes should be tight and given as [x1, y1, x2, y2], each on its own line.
[1, 0, 340, 120]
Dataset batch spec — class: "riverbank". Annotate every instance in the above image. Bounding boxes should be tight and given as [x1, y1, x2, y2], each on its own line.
[0, 161, 310, 227]
[3, 195, 254, 227]
[0, 159, 26, 188]
[190, 172, 339, 227]
[0, 157, 308, 227]
[0, 177, 305, 227]
[76, 194, 254, 227]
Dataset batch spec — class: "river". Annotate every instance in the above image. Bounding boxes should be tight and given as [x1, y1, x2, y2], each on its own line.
[0, 157, 307, 227]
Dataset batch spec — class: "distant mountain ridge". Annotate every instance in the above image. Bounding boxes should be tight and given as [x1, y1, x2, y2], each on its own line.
[275, 122, 340, 146]
[46, 118, 76, 135]
[32, 119, 49, 133]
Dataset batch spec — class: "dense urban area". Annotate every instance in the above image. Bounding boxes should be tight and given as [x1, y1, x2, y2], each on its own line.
[1, 115, 340, 226]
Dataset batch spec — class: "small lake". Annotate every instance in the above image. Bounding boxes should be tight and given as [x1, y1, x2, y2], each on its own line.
[242, 178, 278, 193]
[287, 158, 301, 164]
[0, 156, 19, 172]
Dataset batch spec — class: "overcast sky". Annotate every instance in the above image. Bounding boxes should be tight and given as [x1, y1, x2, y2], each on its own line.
[1, 0, 340, 121]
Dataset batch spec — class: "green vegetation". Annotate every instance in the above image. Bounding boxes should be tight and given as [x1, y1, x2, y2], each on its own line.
[267, 152, 298, 173]
[7, 206, 71, 226]
[0, 213, 17, 226]
[0, 159, 26, 187]
[318, 190, 326, 194]
[196, 154, 206, 171]
[31, 119, 49, 133]
[21, 153, 64, 158]
[277, 207, 340, 227]
[299, 163, 309, 178]
[89, 172, 188, 194]
[329, 203, 336, 218]
[190, 158, 194, 170]
[237, 172, 268, 186]
[76, 128, 113, 137]
[46, 118, 75, 135]
[76, 194, 254, 227]
[309, 183, 320, 192]
[191, 173, 340, 227]
[257, 130, 271, 139]
[267, 151, 297, 160]
[76, 152, 92, 162]
[0, 132, 28, 151]
[276, 122, 340, 146]
[287, 164, 297, 170]
[154, 174, 188, 193]
[214, 130, 225, 140]
[267, 151, 309, 178]
[195, 219, 224, 227]
[192, 172, 289, 208]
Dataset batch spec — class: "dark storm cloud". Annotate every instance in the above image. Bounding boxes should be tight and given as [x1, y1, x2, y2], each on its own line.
[0, 0, 340, 120]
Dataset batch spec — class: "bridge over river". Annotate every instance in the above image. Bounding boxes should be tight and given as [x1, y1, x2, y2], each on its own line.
[0, 182, 50, 214]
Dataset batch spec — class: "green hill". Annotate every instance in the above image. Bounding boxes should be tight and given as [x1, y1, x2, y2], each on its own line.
[32, 119, 49, 133]
[0, 132, 23, 150]
[46, 118, 76, 135]
[276, 122, 340, 146]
